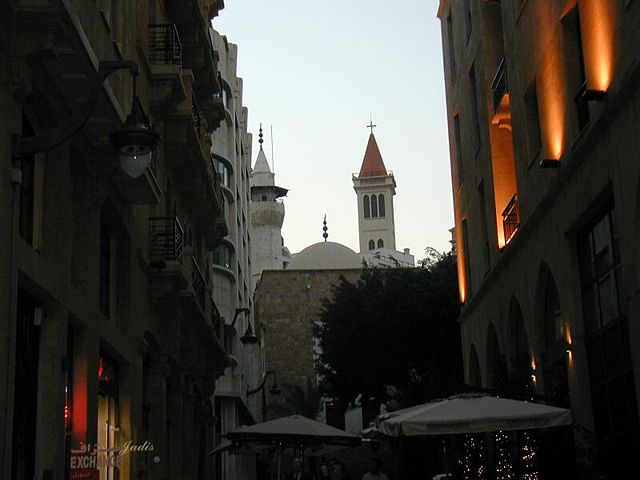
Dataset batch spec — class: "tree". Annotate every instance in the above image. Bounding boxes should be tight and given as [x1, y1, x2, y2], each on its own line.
[314, 249, 463, 408]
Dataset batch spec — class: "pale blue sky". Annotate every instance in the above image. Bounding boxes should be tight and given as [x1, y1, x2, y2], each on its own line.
[214, 1, 453, 260]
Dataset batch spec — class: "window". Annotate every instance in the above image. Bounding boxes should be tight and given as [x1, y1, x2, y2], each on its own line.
[213, 244, 232, 269]
[462, 219, 472, 297]
[378, 194, 385, 217]
[368, 239, 375, 251]
[463, 0, 472, 42]
[469, 66, 481, 155]
[377, 239, 384, 248]
[363, 195, 370, 218]
[578, 205, 639, 450]
[477, 181, 490, 270]
[563, 5, 589, 132]
[524, 80, 541, 160]
[454, 114, 463, 185]
[447, 13, 456, 80]
[371, 194, 378, 218]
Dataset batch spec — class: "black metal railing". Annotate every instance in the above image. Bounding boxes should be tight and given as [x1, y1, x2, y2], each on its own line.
[502, 194, 520, 245]
[149, 217, 184, 264]
[491, 58, 508, 114]
[149, 24, 183, 67]
[192, 256, 206, 311]
[192, 93, 201, 130]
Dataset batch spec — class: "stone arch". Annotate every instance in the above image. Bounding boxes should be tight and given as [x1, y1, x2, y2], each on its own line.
[508, 296, 534, 395]
[485, 322, 508, 389]
[468, 343, 482, 387]
[534, 262, 570, 406]
[363, 194, 370, 218]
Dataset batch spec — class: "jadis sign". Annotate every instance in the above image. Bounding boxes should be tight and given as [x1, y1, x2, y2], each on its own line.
[70, 441, 155, 479]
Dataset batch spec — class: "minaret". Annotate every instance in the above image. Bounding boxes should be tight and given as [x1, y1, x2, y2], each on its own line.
[250, 125, 290, 292]
[352, 122, 397, 253]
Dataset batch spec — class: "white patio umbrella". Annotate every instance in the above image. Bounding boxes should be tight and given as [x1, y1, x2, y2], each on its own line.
[227, 415, 361, 480]
[379, 393, 572, 437]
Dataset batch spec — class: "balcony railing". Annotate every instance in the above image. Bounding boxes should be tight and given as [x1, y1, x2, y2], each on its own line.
[491, 58, 508, 114]
[149, 217, 184, 264]
[149, 24, 183, 67]
[192, 93, 201, 130]
[192, 256, 206, 311]
[502, 194, 520, 245]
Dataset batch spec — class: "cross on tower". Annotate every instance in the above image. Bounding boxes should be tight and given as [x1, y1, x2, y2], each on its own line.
[367, 120, 377, 134]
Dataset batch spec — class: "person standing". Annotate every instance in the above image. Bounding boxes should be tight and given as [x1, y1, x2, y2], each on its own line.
[361, 458, 389, 480]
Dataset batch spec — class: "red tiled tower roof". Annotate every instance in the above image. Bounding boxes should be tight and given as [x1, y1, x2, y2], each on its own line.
[358, 133, 388, 178]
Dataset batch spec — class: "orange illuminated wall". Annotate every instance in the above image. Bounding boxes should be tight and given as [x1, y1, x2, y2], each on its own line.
[489, 118, 518, 247]
[580, 0, 615, 92]
[537, 27, 567, 160]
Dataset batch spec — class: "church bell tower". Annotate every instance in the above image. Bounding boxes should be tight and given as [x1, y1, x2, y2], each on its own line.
[352, 124, 397, 254]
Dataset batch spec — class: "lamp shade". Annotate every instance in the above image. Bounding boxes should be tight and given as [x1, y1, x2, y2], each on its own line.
[110, 95, 159, 178]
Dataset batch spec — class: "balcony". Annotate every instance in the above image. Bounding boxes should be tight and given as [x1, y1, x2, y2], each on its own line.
[165, 0, 222, 105]
[148, 216, 189, 301]
[502, 194, 520, 245]
[149, 24, 182, 66]
[199, 92, 226, 130]
[148, 23, 189, 111]
[491, 58, 512, 130]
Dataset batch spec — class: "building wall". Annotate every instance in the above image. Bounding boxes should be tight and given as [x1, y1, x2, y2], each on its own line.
[209, 29, 260, 480]
[255, 269, 361, 419]
[439, 0, 640, 474]
[0, 1, 228, 479]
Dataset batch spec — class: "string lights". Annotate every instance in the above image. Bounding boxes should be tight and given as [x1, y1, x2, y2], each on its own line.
[495, 431, 514, 479]
[462, 434, 485, 480]
[520, 431, 539, 480]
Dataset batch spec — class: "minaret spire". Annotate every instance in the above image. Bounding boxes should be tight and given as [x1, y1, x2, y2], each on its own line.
[258, 123, 264, 148]
[322, 215, 328, 242]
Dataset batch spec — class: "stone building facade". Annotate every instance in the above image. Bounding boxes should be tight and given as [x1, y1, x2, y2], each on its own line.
[438, 0, 640, 475]
[254, 268, 361, 421]
[209, 29, 262, 480]
[0, 1, 231, 479]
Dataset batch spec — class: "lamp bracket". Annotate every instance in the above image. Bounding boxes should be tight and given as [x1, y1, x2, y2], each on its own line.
[16, 60, 139, 155]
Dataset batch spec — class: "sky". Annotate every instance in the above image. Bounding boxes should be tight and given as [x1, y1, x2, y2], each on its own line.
[214, 1, 453, 260]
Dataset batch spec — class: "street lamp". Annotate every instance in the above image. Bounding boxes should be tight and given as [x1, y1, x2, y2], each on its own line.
[230, 307, 259, 345]
[247, 370, 281, 396]
[13, 60, 159, 178]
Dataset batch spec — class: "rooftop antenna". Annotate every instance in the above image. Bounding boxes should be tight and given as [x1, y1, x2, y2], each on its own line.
[270, 124, 275, 174]
[322, 215, 328, 242]
[367, 110, 377, 134]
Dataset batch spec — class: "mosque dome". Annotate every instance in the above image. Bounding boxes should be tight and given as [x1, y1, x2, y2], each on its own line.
[289, 241, 364, 270]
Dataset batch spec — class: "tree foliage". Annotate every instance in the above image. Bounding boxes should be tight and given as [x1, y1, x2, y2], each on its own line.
[314, 249, 463, 408]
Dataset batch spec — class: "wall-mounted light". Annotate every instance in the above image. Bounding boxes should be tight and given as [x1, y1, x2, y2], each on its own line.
[539, 158, 560, 169]
[247, 370, 281, 396]
[109, 71, 159, 178]
[230, 307, 259, 345]
[14, 61, 159, 178]
[581, 89, 607, 102]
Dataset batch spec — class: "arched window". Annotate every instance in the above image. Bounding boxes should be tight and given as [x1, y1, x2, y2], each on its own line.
[378, 194, 385, 217]
[371, 194, 378, 217]
[363, 195, 370, 218]
[368, 239, 375, 250]
[377, 239, 384, 248]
